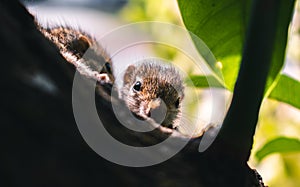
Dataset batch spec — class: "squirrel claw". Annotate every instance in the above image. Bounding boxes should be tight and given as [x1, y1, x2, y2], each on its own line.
[96, 73, 111, 85]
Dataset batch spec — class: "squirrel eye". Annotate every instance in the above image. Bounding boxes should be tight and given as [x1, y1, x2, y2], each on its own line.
[175, 98, 180, 108]
[133, 81, 142, 91]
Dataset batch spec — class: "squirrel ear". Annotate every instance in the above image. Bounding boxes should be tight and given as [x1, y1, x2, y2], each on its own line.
[70, 35, 92, 57]
[123, 65, 136, 85]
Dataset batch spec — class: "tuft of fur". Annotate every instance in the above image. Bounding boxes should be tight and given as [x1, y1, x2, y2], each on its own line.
[121, 60, 184, 128]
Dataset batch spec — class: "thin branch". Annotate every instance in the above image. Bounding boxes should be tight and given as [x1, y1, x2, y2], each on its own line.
[216, 0, 295, 162]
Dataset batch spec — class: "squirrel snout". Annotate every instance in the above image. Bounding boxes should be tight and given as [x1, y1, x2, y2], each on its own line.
[147, 98, 167, 125]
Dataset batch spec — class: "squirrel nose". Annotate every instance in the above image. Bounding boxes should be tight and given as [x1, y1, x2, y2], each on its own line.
[148, 98, 167, 125]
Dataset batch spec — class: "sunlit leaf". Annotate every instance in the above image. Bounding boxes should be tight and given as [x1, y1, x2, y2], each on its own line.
[186, 75, 224, 88]
[178, 0, 295, 92]
[256, 137, 300, 161]
[269, 74, 300, 110]
[190, 74, 300, 111]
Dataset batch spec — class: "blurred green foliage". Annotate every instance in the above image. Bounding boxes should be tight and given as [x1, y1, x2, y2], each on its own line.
[120, 0, 182, 61]
[256, 137, 300, 161]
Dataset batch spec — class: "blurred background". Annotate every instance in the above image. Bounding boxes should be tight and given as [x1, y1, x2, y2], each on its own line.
[23, 0, 300, 186]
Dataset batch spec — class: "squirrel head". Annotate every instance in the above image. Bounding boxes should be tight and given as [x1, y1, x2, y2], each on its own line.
[121, 60, 184, 129]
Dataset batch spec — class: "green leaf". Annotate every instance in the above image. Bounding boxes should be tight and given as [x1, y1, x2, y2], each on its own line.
[186, 75, 225, 88]
[189, 74, 300, 111]
[269, 74, 300, 110]
[178, 0, 295, 91]
[186, 74, 300, 109]
[187, 74, 300, 112]
[256, 137, 300, 161]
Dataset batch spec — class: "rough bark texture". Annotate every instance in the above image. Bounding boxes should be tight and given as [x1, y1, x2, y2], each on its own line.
[1, 1, 265, 186]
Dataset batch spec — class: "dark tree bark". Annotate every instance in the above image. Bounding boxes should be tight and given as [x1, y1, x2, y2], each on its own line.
[0, 1, 266, 186]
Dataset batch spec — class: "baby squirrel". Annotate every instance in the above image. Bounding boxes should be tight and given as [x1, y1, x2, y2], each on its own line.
[38, 25, 114, 83]
[38, 24, 184, 129]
